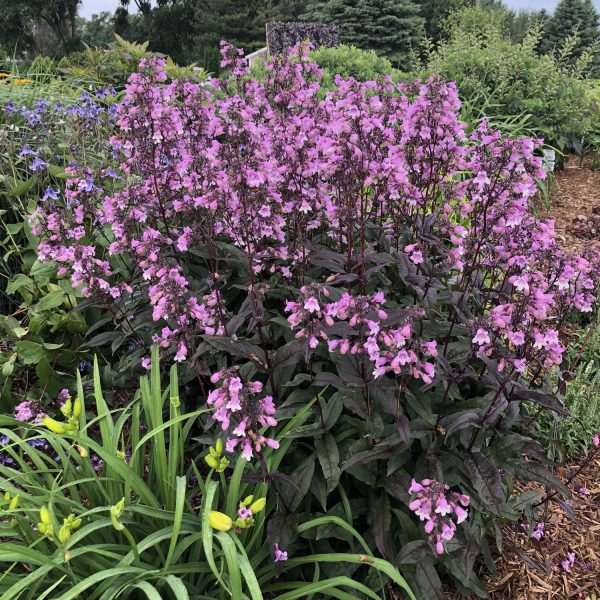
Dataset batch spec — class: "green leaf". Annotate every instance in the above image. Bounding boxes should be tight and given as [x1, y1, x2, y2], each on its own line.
[127, 581, 162, 600]
[30, 259, 57, 282]
[10, 177, 35, 197]
[35, 290, 65, 313]
[48, 164, 69, 178]
[314, 433, 340, 494]
[508, 490, 544, 512]
[2, 360, 15, 377]
[6, 274, 33, 295]
[5, 222, 24, 235]
[162, 575, 190, 600]
[15, 341, 46, 365]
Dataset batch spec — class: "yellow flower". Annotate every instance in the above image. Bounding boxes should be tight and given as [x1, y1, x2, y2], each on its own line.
[209, 511, 233, 532]
[249, 497, 266, 513]
[42, 417, 69, 434]
[0, 73, 10, 78]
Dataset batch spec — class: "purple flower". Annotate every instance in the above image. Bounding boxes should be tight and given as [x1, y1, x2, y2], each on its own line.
[102, 168, 120, 179]
[408, 479, 470, 555]
[19, 145, 38, 158]
[238, 507, 252, 520]
[472, 328, 491, 346]
[531, 522, 544, 541]
[41, 187, 59, 202]
[274, 543, 288, 562]
[29, 157, 49, 172]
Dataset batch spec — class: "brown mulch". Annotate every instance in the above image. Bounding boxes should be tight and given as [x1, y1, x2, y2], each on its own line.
[542, 156, 600, 252]
[443, 457, 600, 600]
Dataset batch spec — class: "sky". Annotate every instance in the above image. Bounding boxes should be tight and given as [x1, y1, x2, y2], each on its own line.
[79, 0, 600, 18]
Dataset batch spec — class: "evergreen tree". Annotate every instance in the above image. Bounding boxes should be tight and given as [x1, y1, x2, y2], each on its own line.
[416, 0, 468, 43]
[303, 0, 425, 65]
[540, 0, 599, 59]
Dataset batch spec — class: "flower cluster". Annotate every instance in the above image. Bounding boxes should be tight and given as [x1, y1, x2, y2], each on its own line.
[408, 479, 470, 555]
[286, 287, 437, 382]
[14, 400, 46, 424]
[207, 368, 278, 460]
[0, 401, 49, 465]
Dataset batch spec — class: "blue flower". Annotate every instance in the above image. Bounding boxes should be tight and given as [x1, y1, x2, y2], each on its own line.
[35, 99, 49, 112]
[102, 168, 120, 180]
[27, 438, 47, 449]
[41, 187, 59, 202]
[29, 157, 49, 172]
[19, 145, 38, 158]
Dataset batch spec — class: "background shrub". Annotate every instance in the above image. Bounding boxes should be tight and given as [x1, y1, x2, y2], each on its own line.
[310, 45, 404, 89]
[426, 6, 594, 153]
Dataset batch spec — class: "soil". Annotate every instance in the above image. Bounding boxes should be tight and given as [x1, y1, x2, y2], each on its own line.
[543, 156, 600, 253]
[444, 456, 600, 600]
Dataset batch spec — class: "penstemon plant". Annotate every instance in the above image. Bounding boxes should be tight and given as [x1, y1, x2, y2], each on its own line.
[24, 42, 600, 596]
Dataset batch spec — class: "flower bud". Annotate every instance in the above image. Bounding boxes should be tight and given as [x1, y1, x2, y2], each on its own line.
[215, 438, 223, 456]
[249, 497, 266, 514]
[9, 495, 19, 510]
[76, 445, 88, 457]
[209, 511, 233, 532]
[42, 417, 68, 434]
[40, 505, 52, 525]
[60, 399, 72, 418]
[58, 525, 71, 544]
[205, 454, 219, 469]
[72, 397, 81, 418]
[110, 498, 125, 531]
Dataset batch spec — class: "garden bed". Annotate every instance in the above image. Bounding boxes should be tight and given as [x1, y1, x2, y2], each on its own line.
[545, 157, 600, 253]
[444, 454, 600, 599]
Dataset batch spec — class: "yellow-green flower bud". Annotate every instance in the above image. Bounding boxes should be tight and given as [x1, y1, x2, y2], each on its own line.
[215, 438, 223, 456]
[249, 498, 266, 514]
[42, 417, 68, 434]
[60, 398, 72, 418]
[58, 525, 71, 544]
[205, 454, 219, 469]
[40, 505, 52, 526]
[240, 495, 253, 507]
[110, 498, 125, 531]
[72, 397, 82, 418]
[209, 511, 233, 532]
[9, 495, 19, 510]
